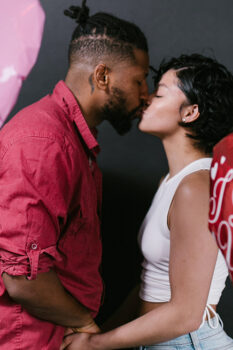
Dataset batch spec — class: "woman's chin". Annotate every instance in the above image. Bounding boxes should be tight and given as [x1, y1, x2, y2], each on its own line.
[138, 122, 153, 134]
[138, 122, 161, 137]
[138, 120, 146, 132]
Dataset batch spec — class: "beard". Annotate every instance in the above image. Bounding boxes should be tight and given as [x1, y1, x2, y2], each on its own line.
[99, 87, 144, 135]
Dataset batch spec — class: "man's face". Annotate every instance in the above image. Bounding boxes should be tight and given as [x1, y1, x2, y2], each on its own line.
[101, 49, 149, 135]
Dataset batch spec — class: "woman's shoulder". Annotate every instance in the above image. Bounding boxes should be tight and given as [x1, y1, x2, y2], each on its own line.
[173, 169, 210, 208]
[168, 169, 211, 236]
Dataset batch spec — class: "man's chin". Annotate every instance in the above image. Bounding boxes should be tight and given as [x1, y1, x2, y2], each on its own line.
[114, 123, 133, 135]
[131, 113, 142, 121]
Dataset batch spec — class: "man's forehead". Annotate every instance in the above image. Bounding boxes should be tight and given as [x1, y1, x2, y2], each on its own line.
[119, 49, 149, 72]
[133, 48, 149, 65]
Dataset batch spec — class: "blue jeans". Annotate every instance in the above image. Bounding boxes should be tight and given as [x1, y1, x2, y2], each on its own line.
[136, 316, 233, 349]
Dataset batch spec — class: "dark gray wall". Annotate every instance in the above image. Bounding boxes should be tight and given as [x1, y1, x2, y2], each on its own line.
[7, 0, 233, 337]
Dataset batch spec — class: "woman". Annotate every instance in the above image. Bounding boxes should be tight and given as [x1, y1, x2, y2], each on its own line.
[61, 54, 233, 349]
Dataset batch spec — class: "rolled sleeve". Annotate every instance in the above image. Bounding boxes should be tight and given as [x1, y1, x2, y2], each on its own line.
[0, 136, 72, 283]
[0, 243, 59, 280]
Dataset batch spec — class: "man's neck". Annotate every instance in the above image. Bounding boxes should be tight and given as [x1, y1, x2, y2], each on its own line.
[65, 71, 100, 128]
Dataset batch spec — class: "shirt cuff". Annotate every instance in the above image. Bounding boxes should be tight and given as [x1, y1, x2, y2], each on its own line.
[0, 242, 62, 280]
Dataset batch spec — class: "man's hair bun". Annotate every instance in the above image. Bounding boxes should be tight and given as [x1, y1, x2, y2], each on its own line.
[64, 0, 90, 27]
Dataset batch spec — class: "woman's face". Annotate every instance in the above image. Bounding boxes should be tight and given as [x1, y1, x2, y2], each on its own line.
[139, 69, 188, 137]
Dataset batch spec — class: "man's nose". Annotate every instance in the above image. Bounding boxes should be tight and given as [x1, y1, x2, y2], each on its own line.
[140, 80, 149, 102]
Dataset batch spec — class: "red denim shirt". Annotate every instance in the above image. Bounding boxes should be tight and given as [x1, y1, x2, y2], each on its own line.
[209, 133, 233, 281]
[0, 81, 103, 349]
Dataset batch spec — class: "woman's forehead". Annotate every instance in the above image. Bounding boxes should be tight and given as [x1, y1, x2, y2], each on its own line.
[159, 69, 179, 89]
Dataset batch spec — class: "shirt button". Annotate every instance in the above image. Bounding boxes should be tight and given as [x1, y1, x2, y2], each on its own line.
[31, 243, 38, 250]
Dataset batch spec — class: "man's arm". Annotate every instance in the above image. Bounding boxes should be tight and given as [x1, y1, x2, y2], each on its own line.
[0, 138, 100, 332]
[2, 269, 100, 332]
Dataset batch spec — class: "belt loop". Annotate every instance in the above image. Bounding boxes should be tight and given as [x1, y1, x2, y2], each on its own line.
[189, 331, 202, 350]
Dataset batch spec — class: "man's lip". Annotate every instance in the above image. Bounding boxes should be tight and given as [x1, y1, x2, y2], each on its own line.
[133, 106, 147, 119]
[129, 102, 149, 120]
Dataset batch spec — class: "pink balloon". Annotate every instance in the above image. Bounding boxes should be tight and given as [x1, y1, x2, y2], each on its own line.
[0, 0, 45, 126]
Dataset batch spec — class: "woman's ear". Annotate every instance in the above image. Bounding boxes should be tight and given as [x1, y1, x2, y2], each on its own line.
[181, 104, 200, 123]
[93, 64, 110, 91]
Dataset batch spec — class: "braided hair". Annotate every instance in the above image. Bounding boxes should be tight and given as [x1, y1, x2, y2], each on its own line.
[64, 0, 148, 65]
[153, 54, 233, 154]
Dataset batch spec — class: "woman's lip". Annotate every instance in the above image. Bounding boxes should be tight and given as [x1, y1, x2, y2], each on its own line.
[139, 105, 149, 115]
[142, 109, 149, 117]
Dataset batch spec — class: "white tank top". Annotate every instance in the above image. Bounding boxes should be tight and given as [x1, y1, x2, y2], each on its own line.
[139, 158, 228, 307]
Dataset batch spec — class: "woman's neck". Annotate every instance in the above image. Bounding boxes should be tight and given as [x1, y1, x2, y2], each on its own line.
[162, 133, 208, 179]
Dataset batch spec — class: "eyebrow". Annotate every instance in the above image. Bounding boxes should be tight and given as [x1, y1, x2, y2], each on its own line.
[157, 83, 169, 89]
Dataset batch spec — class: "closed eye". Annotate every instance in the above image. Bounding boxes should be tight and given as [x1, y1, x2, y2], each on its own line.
[153, 86, 162, 98]
[154, 91, 162, 98]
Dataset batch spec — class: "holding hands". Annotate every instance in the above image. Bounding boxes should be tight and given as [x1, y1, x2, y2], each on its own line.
[60, 332, 94, 350]
[60, 321, 102, 350]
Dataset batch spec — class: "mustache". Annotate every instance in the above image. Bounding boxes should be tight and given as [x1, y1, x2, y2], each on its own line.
[130, 101, 148, 119]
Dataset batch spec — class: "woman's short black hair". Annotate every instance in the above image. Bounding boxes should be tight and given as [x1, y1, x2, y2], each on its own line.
[64, 1, 148, 65]
[154, 54, 233, 154]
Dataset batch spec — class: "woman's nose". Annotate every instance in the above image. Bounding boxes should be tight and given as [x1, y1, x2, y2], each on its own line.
[148, 92, 155, 104]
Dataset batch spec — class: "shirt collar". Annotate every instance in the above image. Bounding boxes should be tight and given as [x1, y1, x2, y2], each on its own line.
[52, 80, 100, 155]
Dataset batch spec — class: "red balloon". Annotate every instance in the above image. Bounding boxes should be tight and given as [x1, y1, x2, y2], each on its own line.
[209, 133, 233, 281]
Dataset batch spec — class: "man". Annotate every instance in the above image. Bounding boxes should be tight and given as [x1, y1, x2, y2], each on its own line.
[0, 1, 149, 349]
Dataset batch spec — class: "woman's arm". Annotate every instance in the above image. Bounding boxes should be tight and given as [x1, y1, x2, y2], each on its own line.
[61, 171, 218, 349]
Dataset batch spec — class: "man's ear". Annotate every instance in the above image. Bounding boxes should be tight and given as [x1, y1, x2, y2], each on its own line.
[93, 64, 110, 91]
[181, 104, 200, 123]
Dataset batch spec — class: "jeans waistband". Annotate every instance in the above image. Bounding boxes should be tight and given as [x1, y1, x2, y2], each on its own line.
[138, 314, 223, 349]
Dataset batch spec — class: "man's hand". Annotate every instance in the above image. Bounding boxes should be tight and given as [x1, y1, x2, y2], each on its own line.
[62, 320, 102, 350]
[60, 333, 95, 350]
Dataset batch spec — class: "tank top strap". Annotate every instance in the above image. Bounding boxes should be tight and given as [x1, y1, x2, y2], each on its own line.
[200, 304, 223, 329]
[164, 158, 212, 185]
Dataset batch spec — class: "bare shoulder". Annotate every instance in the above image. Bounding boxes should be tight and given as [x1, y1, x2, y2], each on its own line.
[175, 169, 210, 202]
[168, 170, 210, 229]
